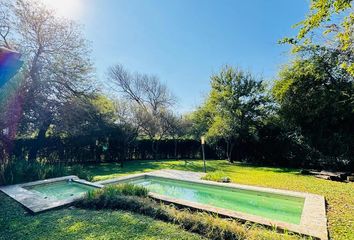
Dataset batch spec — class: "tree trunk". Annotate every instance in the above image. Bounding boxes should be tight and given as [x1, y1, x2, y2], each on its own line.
[28, 121, 50, 162]
[226, 140, 230, 161]
[226, 139, 235, 163]
[174, 138, 178, 160]
[151, 139, 159, 160]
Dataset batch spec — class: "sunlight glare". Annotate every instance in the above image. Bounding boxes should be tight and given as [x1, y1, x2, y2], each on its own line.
[39, 0, 84, 19]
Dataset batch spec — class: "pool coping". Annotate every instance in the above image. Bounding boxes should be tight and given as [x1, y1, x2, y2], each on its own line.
[97, 170, 328, 240]
[0, 176, 104, 213]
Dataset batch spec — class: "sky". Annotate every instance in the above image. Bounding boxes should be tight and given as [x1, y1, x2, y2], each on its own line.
[40, 0, 309, 113]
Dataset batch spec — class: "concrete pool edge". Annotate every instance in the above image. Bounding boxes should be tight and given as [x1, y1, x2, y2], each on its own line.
[97, 170, 328, 240]
[0, 176, 104, 213]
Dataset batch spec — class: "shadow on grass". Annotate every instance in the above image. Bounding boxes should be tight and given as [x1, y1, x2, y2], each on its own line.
[67, 159, 301, 181]
[219, 161, 301, 174]
[74, 159, 218, 179]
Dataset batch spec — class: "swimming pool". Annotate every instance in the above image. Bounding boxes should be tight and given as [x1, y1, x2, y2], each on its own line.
[0, 176, 103, 213]
[104, 172, 327, 239]
[125, 176, 305, 224]
[24, 180, 97, 201]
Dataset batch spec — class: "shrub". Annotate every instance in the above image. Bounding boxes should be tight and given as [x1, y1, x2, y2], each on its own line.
[202, 171, 231, 183]
[115, 183, 148, 197]
[1, 158, 66, 185]
[0, 159, 97, 185]
[68, 164, 94, 181]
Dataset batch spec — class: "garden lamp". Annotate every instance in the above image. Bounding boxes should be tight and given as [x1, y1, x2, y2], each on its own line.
[201, 136, 206, 173]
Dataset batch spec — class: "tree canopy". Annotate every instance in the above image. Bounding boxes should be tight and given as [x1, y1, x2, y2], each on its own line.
[281, 0, 354, 76]
[190, 66, 269, 162]
[273, 47, 354, 165]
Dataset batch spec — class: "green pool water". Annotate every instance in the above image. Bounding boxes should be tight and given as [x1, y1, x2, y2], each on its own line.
[127, 176, 305, 224]
[25, 181, 96, 200]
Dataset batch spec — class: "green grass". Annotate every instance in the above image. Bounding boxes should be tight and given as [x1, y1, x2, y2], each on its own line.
[0, 191, 203, 240]
[79, 159, 209, 181]
[79, 159, 354, 240]
[1, 159, 353, 240]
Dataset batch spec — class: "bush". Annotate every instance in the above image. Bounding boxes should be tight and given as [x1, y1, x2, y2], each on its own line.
[79, 187, 169, 220]
[202, 171, 231, 183]
[0, 159, 97, 185]
[68, 164, 94, 181]
[97, 184, 148, 198]
[11, 137, 222, 164]
[0, 158, 66, 185]
[115, 184, 148, 197]
[77, 185, 305, 240]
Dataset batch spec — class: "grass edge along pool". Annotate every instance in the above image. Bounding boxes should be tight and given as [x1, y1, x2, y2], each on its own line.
[123, 175, 305, 225]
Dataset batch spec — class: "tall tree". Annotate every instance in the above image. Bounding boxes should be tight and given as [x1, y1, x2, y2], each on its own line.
[163, 112, 191, 159]
[2, 0, 94, 161]
[191, 66, 269, 162]
[108, 64, 176, 158]
[273, 47, 354, 167]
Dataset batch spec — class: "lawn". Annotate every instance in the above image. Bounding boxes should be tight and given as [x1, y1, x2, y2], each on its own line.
[1, 159, 353, 240]
[0, 191, 204, 240]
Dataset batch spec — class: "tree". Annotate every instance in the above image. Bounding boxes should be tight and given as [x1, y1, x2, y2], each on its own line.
[162, 113, 191, 159]
[191, 66, 269, 162]
[281, 0, 354, 75]
[2, 0, 94, 161]
[54, 94, 117, 137]
[108, 64, 176, 158]
[112, 99, 140, 164]
[273, 47, 354, 168]
[0, 1, 11, 48]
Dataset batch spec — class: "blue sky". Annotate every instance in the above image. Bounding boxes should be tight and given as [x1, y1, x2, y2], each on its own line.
[62, 0, 309, 112]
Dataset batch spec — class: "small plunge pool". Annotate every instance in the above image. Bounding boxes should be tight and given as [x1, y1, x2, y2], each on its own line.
[25, 180, 96, 200]
[125, 176, 305, 224]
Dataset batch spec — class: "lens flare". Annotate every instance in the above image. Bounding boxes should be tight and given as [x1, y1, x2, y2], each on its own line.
[0, 47, 24, 155]
[0, 48, 22, 88]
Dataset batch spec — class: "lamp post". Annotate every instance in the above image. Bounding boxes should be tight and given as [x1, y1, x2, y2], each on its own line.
[201, 136, 206, 173]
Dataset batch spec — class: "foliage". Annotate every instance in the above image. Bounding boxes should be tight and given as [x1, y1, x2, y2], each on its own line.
[0, 192, 203, 240]
[108, 64, 182, 158]
[0, 158, 66, 185]
[56, 94, 119, 137]
[0, 0, 96, 163]
[190, 66, 270, 162]
[0, 159, 99, 185]
[201, 171, 231, 182]
[1, 138, 222, 185]
[86, 184, 148, 199]
[10, 138, 219, 163]
[281, 0, 354, 75]
[80, 191, 170, 220]
[68, 164, 94, 182]
[273, 47, 354, 169]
